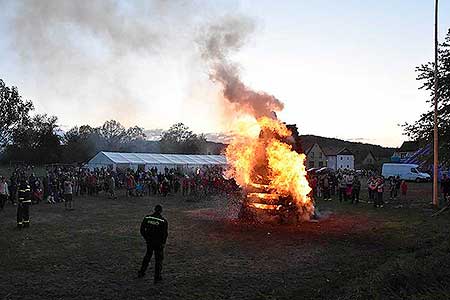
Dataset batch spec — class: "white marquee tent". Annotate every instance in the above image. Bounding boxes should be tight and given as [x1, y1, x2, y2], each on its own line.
[87, 151, 227, 172]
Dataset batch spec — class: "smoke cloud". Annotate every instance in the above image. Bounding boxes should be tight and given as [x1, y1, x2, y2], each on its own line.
[2, 0, 279, 131]
[198, 16, 284, 119]
[12, 0, 161, 60]
[2, 0, 213, 127]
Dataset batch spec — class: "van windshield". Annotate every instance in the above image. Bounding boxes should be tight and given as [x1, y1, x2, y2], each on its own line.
[411, 168, 418, 173]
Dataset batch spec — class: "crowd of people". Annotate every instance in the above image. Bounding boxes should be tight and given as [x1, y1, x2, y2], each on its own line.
[2, 164, 450, 217]
[119, 165, 239, 199]
[308, 169, 411, 208]
[0, 164, 242, 229]
[0, 164, 240, 212]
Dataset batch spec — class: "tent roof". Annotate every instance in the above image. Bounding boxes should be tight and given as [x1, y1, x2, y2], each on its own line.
[89, 151, 227, 165]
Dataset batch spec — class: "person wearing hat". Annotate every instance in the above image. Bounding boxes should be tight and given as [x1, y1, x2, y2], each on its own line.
[138, 204, 168, 283]
[17, 178, 32, 228]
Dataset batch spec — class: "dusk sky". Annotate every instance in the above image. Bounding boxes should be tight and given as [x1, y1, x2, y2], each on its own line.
[1, 0, 449, 147]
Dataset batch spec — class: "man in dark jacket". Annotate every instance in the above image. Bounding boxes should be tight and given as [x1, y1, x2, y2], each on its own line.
[138, 204, 168, 283]
[352, 176, 361, 204]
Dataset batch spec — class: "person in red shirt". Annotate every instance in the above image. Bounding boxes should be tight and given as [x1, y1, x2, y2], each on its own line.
[399, 180, 409, 207]
[400, 180, 408, 196]
[310, 176, 318, 199]
[126, 174, 136, 197]
[375, 177, 384, 208]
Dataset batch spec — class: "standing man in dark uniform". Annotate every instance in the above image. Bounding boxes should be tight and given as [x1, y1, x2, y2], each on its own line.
[17, 178, 32, 229]
[138, 204, 168, 283]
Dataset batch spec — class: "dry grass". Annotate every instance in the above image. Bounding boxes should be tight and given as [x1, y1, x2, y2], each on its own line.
[1, 183, 449, 299]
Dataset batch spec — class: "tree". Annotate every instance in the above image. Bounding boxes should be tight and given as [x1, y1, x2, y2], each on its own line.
[98, 121, 147, 152]
[0, 79, 34, 146]
[99, 120, 126, 151]
[61, 126, 97, 163]
[61, 121, 149, 162]
[31, 115, 61, 163]
[4, 114, 61, 163]
[124, 126, 146, 143]
[160, 123, 207, 154]
[404, 28, 450, 166]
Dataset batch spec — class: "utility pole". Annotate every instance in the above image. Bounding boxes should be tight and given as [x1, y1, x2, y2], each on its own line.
[433, 0, 439, 207]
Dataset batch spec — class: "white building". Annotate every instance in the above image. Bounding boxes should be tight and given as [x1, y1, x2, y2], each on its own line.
[326, 148, 355, 170]
[87, 151, 227, 173]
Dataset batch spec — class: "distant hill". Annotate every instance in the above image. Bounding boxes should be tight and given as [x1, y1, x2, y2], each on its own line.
[143, 129, 397, 166]
[299, 135, 395, 167]
[204, 134, 396, 166]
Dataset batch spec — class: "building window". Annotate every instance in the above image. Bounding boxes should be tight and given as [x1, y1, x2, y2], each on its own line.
[309, 161, 314, 168]
[319, 161, 323, 167]
[340, 157, 343, 160]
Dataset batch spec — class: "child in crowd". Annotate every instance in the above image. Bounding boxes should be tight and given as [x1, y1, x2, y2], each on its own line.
[135, 181, 144, 197]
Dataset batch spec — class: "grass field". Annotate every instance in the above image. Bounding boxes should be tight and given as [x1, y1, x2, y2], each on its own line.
[1, 183, 450, 300]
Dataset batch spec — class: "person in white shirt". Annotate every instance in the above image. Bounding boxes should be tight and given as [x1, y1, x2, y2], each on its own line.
[0, 176, 9, 211]
[63, 177, 74, 210]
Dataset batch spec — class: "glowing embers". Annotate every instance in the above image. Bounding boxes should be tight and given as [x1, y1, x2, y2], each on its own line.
[247, 192, 279, 201]
[246, 192, 281, 211]
[249, 203, 282, 210]
[248, 183, 270, 190]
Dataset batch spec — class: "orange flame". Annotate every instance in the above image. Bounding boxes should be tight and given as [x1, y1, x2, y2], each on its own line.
[225, 116, 314, 219]
[250, 203, 282, 210]
[247, 192, 279, 201]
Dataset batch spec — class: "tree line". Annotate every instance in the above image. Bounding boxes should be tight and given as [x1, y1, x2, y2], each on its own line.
[0, 79, 207, 165]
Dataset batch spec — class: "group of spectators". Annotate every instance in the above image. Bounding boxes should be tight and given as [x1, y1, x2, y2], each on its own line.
[120, 166, 239, 199]
[0, 166, 75, 211]
[3, 164, 450, 212]
[309, 170, 362, 204]
[309, 169, 411, 208]
[0, 164, 241, 212]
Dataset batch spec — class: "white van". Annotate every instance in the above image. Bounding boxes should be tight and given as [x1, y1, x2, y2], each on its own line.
[381, 163, 431, 182]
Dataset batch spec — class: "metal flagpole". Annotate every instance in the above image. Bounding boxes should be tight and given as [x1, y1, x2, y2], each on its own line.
[433, 0, 439, 207]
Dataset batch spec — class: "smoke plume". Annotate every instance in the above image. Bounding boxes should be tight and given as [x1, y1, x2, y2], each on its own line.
[2, 0, 211, 127]
[198, 16, 284, 119]
[2, 0, 279, 131]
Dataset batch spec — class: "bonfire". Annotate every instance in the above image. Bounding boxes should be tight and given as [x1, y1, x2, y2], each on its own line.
[225, 116, 315, 223]
[198, 16, 315, 222]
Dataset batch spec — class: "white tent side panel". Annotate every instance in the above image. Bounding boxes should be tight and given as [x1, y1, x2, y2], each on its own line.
[87, 152, 117, 170]
[87, 151, 228, 172]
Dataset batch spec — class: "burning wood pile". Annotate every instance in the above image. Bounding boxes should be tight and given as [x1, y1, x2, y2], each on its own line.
[198, 16, 315, 223]
[225, 116, 315, 224]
